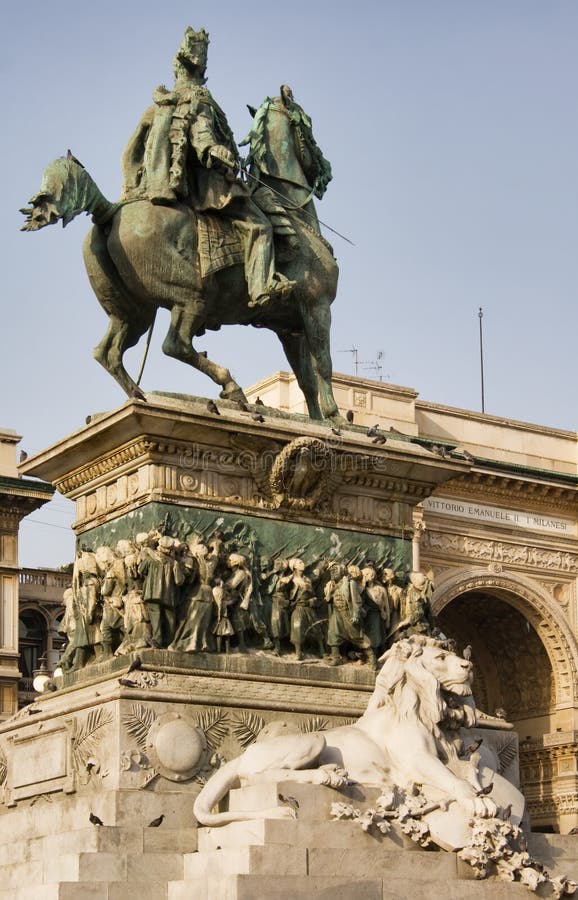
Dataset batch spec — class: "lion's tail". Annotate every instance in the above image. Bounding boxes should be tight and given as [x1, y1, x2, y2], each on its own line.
[193, 758, 243, 826]
[193, 757, 298, 827]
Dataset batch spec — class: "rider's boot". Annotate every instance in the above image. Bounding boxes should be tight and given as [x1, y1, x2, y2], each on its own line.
[248, 272, 297, 309]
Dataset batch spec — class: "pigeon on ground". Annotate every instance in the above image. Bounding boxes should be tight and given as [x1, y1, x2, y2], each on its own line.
[148, 814, 165, 828]
[89, 812, 104, 826]
[278, 793, 299, 811]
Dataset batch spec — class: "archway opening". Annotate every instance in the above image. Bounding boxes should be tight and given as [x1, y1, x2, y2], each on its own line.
[437, 589, 555, 740]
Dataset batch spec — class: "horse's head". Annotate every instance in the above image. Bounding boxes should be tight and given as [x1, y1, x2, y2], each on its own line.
[242, 88, 332, 200]
[20, 156, 89, 231]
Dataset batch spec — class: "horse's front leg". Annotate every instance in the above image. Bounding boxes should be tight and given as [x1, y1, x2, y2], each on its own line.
[278, 331, 322, 420]
[162, 304, 248, 402]
[302, 302, 343, 423]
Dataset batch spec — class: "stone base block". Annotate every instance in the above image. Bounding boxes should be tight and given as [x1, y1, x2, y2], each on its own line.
[184, 843, 307, 879]
[198, 817, 411, 853]
[168, 874, 385, 900]
[228, 779, 380, 821]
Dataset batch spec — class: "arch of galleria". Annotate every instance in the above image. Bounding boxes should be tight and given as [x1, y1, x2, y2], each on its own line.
[246, 371, 578, 832]
[1, 371, 576, 832]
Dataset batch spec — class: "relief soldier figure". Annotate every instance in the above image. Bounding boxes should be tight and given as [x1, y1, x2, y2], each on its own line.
[97, 545, 126, 659]
[137, 533, 185, 648]
[325, 563, 375, 668]
[288, 558, 326, 660]
[115, 539, 151, 655]
[170, 539, 216, 653]
[260, 557, 292, 656]
[361, 565, 390, 656]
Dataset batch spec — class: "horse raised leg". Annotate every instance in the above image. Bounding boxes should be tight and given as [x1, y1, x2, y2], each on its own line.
[162, 304, 248, 402]
[83, 227, 154, 399]
[278, 331, 323, 420]
[93, 315, 153, 400]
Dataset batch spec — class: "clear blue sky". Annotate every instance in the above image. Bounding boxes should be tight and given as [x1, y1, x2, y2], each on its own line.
[2, 1, 577, 567]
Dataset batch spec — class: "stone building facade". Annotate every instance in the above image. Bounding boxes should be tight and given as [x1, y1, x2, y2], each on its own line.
[0, 429, 53, 721]
[246, 371, 578, 832]
[17, 568, 69, 707]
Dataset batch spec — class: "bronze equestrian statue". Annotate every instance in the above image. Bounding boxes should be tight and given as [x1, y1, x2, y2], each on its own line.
[21, 27, 342, 422]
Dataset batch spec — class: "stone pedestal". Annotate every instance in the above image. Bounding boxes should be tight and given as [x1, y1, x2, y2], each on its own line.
[19, 392, 466, 550]
[0, 393, 481, 895]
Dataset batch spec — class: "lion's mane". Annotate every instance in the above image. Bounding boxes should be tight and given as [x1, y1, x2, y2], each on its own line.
[364, 635, 475, 765]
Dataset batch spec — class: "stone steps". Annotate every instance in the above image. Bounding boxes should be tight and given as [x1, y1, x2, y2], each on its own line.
[0, 883, 168, 899]
[183, 842, 463, 881]
[0, 849, 183, 889]
[166, 873, 533, 900]
[2, 781, 578, 898]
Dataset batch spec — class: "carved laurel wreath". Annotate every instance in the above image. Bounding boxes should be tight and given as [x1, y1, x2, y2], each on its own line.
[269, 437, 330, 510]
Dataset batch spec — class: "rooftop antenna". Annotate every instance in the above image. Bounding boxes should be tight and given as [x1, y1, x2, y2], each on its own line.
[478, 307, 485, 413]
[338, 346, 359, 376]
[360, 350, 387, 382]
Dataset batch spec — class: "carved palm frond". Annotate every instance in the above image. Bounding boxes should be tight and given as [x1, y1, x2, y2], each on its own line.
[231, 711, 265, 749]
[333, 716, 356, 728]
[497, 738, 519, 775]
[72, 708, 113, 771]
[0, 748, 6, 786]
[300, 715, 329, 733]
[122, 703, 157, 751]
[195, 708, 230, 752]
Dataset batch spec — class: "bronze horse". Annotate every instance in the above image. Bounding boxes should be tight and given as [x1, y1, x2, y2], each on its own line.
[21, 97, 341, 421]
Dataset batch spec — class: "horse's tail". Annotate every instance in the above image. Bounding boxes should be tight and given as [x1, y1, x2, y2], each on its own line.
[20, 157, 119, 232]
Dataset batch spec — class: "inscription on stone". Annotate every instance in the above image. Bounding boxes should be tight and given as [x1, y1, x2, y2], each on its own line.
[423, 497, 576, 536]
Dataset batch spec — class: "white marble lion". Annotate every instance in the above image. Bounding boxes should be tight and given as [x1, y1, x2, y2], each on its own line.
[193, 635, 506, 827]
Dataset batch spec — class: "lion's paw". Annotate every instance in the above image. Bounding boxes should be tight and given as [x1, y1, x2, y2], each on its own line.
[319, 764, 351, 788]
[472, 796, 498, 819]
[460, 794, 498, 819]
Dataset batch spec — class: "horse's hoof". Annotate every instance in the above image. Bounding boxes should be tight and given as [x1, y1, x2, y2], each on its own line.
[220, 384, 248, 403]
[129, 387, 147, 402]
